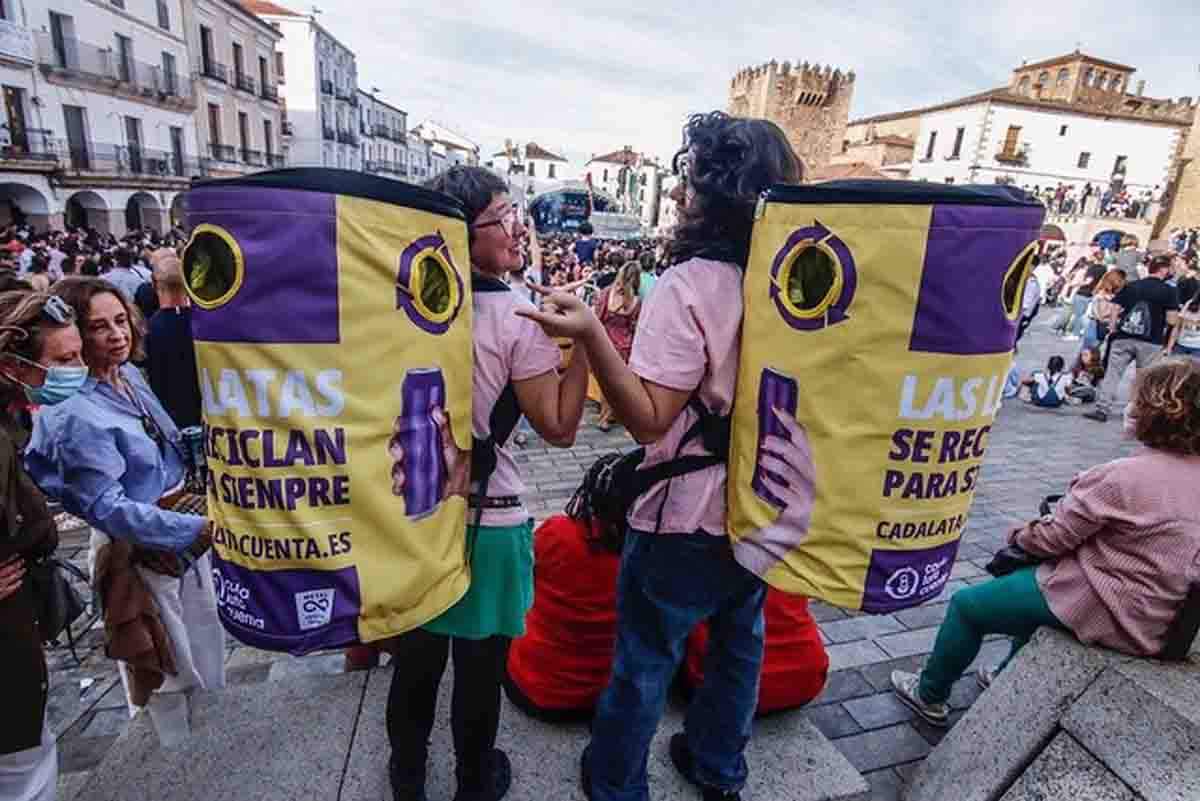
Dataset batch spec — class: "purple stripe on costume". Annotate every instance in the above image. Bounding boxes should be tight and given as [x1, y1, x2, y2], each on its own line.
[908, 205, 1043, 355]
[186, 186, 339, 344]
[212, 554, 361, 655]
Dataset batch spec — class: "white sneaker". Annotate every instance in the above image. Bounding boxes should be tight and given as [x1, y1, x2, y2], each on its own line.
[976, 665, 998, 690]
[890, 670, 950, 728]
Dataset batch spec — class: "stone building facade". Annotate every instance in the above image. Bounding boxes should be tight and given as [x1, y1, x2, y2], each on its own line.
[728, 60, 855, 172]
[1160, 110, 1200, 232]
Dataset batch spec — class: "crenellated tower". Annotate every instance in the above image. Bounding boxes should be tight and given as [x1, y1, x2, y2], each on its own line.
[729, 59, 857, 173]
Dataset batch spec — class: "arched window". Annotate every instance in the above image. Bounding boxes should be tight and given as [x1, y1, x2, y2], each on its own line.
[1038, 71, 1050, 86]
[1085, 67, 1095, 86]
[1109, 75, 1123, 92]
[1017, 76, 1030, 95]
[1096, 70, 1107, 87]
[1057, 68, 1070, 87]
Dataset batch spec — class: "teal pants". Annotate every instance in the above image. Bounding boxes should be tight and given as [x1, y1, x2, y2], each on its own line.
[918, 567, 1062, 705]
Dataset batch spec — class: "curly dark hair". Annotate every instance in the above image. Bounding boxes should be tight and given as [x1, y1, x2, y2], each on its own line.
[667, 111, 802, 267]
[1132, 359, 1200, 456]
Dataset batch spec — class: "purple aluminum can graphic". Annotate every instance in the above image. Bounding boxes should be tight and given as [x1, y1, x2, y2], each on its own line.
[398, 368, 447, 518]
[753, 368, 799, 509]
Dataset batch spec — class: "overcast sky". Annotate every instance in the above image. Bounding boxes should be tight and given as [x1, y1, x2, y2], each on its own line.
[319, 0, 1197, 169]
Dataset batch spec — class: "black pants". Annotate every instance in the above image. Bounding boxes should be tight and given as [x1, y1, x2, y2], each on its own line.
[386, 628, 510, 788]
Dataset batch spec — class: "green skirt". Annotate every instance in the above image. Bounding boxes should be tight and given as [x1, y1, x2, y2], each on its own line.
[423, 520, 535, 640]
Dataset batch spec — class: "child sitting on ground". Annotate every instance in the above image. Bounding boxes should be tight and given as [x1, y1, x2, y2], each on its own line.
[1021, 355, 1072, 408]
[1068, 348, 1105, 403]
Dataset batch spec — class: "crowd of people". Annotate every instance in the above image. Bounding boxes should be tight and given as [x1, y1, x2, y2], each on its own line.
[1, 117, 1199, 801]
[1029, 181, 1163, 221]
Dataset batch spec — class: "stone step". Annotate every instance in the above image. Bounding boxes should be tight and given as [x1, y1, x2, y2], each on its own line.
[80, 665, 869, 801]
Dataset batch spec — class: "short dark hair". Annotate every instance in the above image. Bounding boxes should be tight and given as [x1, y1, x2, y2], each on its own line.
[53, 276, 146, 362]
[1048, 355, 1065, 373]
[578, 222, 593, 236]
[1148, 254, 1173, 274]
[423, 166, 509, 226]
[115, 248, 133, 269]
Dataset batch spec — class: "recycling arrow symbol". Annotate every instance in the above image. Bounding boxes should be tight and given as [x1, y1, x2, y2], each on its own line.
[768, 219, 858, 331]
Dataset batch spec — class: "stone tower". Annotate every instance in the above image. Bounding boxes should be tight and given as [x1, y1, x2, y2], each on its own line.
[1161, 106, 1200, 232]
[728, 60, 856, 173]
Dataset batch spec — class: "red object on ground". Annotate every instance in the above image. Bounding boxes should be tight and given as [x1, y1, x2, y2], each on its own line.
[506, 515, 621, 714]
[685, 588, 830, 715]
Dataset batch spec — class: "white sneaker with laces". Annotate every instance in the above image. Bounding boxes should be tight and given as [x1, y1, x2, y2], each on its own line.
[976, 665, 998, 690]
[891, 670, 950, 728]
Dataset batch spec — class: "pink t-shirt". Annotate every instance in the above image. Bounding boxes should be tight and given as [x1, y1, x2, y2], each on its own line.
[628, 258, 743, 536]
[471, 284, 562, 526]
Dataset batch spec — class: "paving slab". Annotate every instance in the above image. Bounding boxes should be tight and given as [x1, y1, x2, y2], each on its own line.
[79, 672, 367, 801]
[904, 628, 1118, 801]
[998, 733, 1133, 801]
[826, 641, 890, 671]
[342, 667, 869, 801]
[874, 629, 939, 659]
[1062, 657, 1200, 801]
[832, 724, 931, 774]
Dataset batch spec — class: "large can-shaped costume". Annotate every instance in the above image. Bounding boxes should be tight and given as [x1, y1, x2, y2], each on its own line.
[729, 181, 1044, 613]
[182, 169, 473, 654]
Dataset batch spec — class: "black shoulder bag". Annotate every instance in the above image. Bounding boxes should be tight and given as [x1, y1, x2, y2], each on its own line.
[587, 399, 730, 534]
[985, 495, 1058, 577]
[30, 556, 89, 650]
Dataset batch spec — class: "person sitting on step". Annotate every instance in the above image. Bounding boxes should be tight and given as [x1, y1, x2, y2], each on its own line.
[892, 359, 1200, 727]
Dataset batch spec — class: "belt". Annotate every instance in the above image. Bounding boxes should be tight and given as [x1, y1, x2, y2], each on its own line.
[467, 495, 522, 510]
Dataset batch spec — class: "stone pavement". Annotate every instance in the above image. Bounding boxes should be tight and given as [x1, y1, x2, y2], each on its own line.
[47, 312, 1137, 800]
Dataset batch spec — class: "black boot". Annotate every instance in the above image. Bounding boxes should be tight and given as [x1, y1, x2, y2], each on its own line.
[668, 733, 742, 801]
[453, 748, 512, 801]
[389, 755, 427, 801]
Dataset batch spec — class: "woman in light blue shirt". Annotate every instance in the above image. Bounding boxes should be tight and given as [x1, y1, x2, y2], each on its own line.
[25, 277, 224, 740]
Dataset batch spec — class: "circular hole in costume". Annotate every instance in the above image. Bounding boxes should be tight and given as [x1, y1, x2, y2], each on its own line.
[182, 224, 244, 310]
[1002, 242, 1038, 321]
[411, 253, 457, 324]
[779, 243, 842, 319]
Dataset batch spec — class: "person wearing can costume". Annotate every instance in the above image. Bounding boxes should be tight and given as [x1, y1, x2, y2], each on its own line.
[520, 112, 809, 801]
[385, 166, 591, 801]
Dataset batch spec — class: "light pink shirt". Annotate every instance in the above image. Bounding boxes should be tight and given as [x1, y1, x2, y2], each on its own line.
[1011, 447, 1200, 656]
[471, 285, 562, 526]
[628, 258, 743, 536]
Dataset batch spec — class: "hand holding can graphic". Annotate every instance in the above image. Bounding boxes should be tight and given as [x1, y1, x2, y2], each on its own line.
[389, 369, 470, 517]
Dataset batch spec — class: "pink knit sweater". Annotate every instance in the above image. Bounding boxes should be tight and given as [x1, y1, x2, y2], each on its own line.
[1009, 447, 1200, 656]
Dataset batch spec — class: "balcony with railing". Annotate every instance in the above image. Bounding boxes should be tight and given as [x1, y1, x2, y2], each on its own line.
[0, 129, 58, 166]
[320, 79, 333, 95]
[199, 59, 228, 84]
[209, 143, 238, 163]
[34, 32, 194, 105]
[337, 130, 358, 146]
[59, 140, 194, 178]
[995, 144, 1031, 166]
[241, 148, 264, 166]
[372, 123, 389, 138]
[322, 126, 335, 142]
[266, 153, 285, 168]
[281, 120, 295, 136]
[260, 82, 279, 102]
[234, 73, 256, 95]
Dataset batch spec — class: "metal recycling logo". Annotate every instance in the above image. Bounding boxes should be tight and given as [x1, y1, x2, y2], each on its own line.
[769, 221, 858, 331]
[396, 232, 465, 335]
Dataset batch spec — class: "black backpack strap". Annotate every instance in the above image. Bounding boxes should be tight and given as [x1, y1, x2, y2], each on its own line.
[468, 272, 522, 485]
[630, 454, 722, 497]
[472, 273, 510, 293]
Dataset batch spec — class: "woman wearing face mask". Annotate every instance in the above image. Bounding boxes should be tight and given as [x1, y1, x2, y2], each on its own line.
[24, 277, 224, 742]
[0, 291, 79, 801]
[385, 167, 591, 801]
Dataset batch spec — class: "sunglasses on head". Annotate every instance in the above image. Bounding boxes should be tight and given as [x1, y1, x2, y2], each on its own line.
[41, 296, 74, 325]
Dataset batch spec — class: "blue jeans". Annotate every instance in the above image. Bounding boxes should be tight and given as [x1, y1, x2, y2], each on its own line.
[586, 529, 767, 800]
[1070, 295, 1091, 337]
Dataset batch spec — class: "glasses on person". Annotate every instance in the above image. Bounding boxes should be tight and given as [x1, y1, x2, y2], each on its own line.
[473, 206, 520, 238]
[41, 296, 74, 325]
